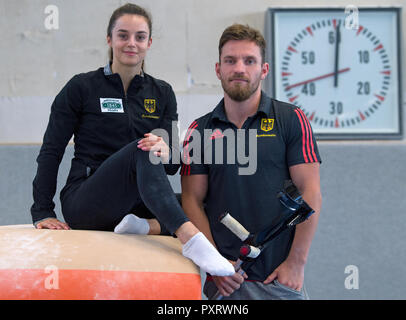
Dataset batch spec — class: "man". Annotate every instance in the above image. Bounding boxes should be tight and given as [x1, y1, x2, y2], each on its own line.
[180, 24, 322, 300]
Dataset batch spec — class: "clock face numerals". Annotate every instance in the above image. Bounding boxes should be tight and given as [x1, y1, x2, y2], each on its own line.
[270, 9, 401, 138]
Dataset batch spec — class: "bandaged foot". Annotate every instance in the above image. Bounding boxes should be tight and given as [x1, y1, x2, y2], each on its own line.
[182, 232, 235, 276]
[114, 214, 150, 235]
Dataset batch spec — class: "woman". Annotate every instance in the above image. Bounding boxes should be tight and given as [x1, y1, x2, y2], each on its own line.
[30, 3, 234, 277]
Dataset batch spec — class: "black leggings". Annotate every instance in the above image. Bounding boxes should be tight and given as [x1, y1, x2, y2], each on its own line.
[61, 140, 188, 234]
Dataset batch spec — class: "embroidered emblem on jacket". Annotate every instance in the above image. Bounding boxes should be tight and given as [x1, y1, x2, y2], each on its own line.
[144, 99, 156, 113]
[260, 118, 274, 132]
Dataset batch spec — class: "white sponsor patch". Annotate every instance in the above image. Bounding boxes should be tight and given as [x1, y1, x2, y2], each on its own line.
[100, 98, 124, 113]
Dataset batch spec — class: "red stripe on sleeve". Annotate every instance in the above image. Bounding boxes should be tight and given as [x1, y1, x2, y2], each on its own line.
[297, 108, 315, 162]
[181, 121, 198, 175]
[183, 121, 197, 148]
[297, 108, 318, 162]
[294, 109, 309, 163]
[306, 110, 319, 162]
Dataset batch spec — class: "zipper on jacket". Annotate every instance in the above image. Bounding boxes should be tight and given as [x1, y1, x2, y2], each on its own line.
[121, 84, 132, 141]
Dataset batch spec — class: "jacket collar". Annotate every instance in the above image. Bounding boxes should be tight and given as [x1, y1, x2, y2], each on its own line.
[103, 63, 145, 91]
[103, 63, 145, 77]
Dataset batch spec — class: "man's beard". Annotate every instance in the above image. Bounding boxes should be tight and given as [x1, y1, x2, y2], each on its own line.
[221, 74, 261, 102]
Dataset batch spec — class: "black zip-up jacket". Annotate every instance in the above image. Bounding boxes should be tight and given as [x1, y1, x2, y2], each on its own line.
[31, 66, 180, 224]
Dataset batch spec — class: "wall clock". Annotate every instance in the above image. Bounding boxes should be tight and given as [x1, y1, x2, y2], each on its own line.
[265, 7, 403, 139]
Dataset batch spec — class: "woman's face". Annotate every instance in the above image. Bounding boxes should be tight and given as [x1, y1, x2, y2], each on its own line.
[107, 14, 152, 69]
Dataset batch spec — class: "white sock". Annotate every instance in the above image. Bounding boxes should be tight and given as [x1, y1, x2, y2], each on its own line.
[182, 232, 235, 277]
[114, 214, 150, 235]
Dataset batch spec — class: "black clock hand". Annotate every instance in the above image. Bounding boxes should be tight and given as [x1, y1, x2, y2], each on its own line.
[334, 23, 341, 87]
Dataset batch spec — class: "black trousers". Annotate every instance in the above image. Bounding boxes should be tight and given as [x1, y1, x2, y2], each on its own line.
[61, 140, 188, 234]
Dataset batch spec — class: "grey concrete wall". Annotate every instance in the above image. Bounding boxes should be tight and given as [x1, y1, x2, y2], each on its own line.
[1, 0, 406, 300]
[308, 142, 406, 299]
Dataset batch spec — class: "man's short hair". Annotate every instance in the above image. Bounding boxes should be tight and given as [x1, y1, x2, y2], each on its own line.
[218, 24, 266, 63]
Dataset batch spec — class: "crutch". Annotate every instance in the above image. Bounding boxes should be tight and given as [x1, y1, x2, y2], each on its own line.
[212, 181, 314, 300]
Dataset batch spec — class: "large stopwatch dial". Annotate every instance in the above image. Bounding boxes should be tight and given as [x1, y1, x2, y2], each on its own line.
[272, 9, 401, 136]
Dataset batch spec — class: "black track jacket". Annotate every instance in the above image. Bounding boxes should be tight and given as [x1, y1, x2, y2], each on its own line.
[31, 66, 180, 224]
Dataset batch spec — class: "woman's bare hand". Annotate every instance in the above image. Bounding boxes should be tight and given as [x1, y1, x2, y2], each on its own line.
[35, 218, 70, 230]
[137, 133, 170, 163]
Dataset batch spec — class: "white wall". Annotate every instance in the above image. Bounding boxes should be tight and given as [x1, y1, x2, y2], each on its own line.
[0, 0, 405, 142]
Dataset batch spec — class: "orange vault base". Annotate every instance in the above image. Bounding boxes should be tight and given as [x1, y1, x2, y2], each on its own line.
[0, 225, 201, 300]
